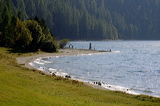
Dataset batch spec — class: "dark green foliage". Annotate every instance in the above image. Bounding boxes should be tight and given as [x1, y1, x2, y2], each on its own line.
[40, 41, 56, 52]
[17, 11, 23, 20]
[34, 16, 51, 37]
[59, 39, 70, 49]
[23, 18, 56, 52]
[9, 0, 160, 40]
[0, 1, 57, 52]
[10, 16, 32, 49]
[24, 19, 45, 51]
[3, 0, 160, 43]
[0, 0, 13, 47]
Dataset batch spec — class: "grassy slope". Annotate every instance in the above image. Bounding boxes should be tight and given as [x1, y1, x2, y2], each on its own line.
[0, 47, 160, 106]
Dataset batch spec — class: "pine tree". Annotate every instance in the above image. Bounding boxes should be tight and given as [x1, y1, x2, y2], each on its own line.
[0, 1, 12, 46]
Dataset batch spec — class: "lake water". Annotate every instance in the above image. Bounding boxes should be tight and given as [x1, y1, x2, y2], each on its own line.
[31, 41, 160, 97]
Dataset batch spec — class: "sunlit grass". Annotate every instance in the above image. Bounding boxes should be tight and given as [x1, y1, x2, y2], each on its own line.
[0, 47, 160, 105]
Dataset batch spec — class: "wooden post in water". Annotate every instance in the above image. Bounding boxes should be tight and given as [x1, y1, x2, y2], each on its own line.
[89, 43, 92, 50]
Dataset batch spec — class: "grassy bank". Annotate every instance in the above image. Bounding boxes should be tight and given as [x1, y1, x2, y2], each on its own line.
[0, 47, 160, 106]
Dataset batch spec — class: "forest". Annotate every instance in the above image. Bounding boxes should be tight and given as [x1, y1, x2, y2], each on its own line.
[1, 0, 160, 41]
[0, 0, 59, 52]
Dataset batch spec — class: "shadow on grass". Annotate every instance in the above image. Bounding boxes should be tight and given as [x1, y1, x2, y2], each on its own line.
[7, 48, 37, 53]
[5, 48, 39, 57]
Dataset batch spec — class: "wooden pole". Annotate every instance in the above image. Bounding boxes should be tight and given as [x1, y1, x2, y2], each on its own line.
[89, 43, 92, 50]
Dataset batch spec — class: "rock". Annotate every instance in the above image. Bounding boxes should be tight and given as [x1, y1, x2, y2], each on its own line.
[94, 81, 101, 86]
[65, 75, 71, 79]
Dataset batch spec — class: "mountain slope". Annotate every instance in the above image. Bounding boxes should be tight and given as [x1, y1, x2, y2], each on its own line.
[9, 0, 160, 40]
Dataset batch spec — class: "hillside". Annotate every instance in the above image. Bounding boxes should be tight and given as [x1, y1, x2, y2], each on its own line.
[0, 47, 160, 105]
[2, 0, 160, 40]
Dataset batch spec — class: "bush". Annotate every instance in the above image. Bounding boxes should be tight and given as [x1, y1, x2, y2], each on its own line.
[40, 41, 56, 52]
[59, 39, 70, 49]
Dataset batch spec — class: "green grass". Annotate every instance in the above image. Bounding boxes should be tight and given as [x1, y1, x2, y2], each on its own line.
[0, 47, 160, 106]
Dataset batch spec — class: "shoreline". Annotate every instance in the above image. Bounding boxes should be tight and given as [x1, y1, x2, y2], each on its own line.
[16, 48, 159, 98]
[17, 49, 107, 90]
[17, 49, 101, 69]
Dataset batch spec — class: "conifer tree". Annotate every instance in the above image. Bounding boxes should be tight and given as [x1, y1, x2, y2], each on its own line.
[0, 1, 12, 46]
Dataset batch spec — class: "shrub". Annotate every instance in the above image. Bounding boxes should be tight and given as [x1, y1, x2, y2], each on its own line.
[40, 41, 56, 52]
[59, 39, 70, 49]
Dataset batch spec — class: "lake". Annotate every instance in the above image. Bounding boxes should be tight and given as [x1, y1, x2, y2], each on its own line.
[31, 41, 160, 97]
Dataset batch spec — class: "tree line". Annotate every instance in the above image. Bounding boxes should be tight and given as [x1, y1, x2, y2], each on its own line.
[8, 0, 160, 40]
[2, 0, 160, 41]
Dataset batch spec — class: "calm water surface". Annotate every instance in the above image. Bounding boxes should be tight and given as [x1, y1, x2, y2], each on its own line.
[31, 41, 160, 97]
